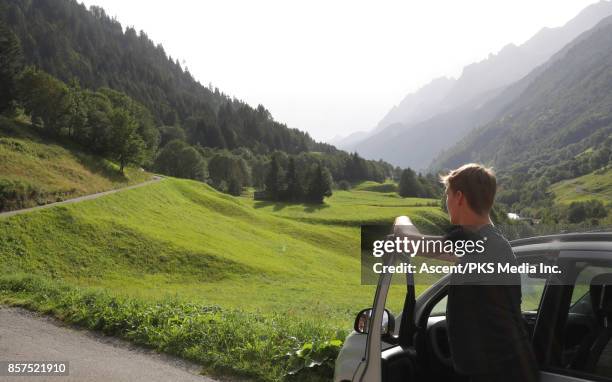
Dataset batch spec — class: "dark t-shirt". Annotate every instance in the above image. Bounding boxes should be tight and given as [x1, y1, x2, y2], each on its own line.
[444, 224, 538, 376]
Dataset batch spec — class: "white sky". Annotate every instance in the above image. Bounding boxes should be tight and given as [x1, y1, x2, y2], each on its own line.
[80, 0, 597, 142]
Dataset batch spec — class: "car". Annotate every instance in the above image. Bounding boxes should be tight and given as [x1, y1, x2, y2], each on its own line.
[335, 232, 612, 382]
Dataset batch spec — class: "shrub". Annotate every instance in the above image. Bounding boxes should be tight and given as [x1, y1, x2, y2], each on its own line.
[0, 275, 347, 381]
[337, 180, 351, 191]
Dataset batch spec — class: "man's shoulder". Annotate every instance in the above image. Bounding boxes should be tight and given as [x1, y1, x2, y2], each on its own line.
[481, 226, 512, 248]
[444, 224, 509, 245]
[480, 226, 516, 262]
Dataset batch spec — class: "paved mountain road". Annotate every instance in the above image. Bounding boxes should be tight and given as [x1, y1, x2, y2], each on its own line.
[0, 176, 163, 219]
[0, 307, 217, 382]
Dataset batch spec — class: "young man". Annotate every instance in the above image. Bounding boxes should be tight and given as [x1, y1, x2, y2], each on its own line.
[394, 163, 539, 382]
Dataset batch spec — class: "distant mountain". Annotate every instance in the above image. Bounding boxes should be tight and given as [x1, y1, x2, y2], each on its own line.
[329, 130, 369, 149]
[440, 0, 612, 111]
[377, 77, 456, 131]
[341, 0, 612, 168]
[431, 14, 612, 175]
[350, 86, 508, 170]
[335, 77, 456, 151]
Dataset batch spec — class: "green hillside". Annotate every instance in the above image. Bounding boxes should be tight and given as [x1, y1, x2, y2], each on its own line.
[550, 166, 612, 205]
[0, 117, 448, 380]
[0, 173, 448, 380]
[0, 175, 448, 323]
[0, 115, 150, 211]
[352, 180, 398, 193]
[0, 166, 444, 314]
[247, 190, 442, 227]
[0, 117, 447, 324]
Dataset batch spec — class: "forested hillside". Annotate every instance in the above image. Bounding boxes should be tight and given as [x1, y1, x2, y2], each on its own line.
[1, 0, 330, 154]
[0, 0, 441, 204]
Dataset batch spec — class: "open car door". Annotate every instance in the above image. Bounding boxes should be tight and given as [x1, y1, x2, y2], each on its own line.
[353, 247, 420, 381]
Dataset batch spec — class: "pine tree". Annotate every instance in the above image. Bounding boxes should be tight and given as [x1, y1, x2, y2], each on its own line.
[285, 157, 303, 201]
[0, 23, 23, 113]
[228, 178, 242, 196]
[66, 79, 88, 138]
[265, 156, 284, 200]
[399, 168, 424, 197]
[307, 164, 332, 204]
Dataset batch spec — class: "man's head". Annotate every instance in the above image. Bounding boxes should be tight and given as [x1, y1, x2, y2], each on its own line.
[439, 163, 496, 225]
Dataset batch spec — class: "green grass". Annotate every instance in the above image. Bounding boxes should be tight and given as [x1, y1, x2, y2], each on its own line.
[0, 116, 151, 211]
[351, 180, 398, 193]
[0, 177, 448, 323]
[0, 177, 449, 380]
[549, 165, 612, 205]
[0, 274, 342, 381]
[0, 122, 451, 380]
[246, 188, 446, 229]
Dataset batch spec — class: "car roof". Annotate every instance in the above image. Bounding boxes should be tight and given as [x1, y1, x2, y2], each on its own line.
[510, 232, 612, 256]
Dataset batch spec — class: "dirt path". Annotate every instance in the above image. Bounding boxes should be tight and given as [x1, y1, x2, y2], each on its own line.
[0, 307, 217, 382]
[0, 176, 163, 219]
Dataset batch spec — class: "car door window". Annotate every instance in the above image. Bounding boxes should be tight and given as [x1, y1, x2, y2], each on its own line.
[522, 273, 547, 312]
[557, 260, 612, 380]
[426, 269, 547, 318]
[430, 295, 447, 316]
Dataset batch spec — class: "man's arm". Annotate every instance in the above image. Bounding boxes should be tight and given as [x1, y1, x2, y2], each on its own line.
[393, 216, 459, 263]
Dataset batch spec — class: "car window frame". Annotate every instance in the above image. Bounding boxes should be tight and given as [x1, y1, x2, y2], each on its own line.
[537, 250, 612, 382]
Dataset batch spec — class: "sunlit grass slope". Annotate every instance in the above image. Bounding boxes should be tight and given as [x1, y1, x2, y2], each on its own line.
[246, 187, 445, 229]
[0, 177, 449, 325]
[0, 116, 150, 211]
[352, 180, 398, 193]
[549, 165, 612, 205]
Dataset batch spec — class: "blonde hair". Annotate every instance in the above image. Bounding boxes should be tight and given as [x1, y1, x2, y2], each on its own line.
[439, 163, 496, 215]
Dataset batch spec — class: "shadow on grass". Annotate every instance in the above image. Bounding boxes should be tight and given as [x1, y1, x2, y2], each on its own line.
[252, 200, 331, 213]
[0, 116, 34, 139]
[72, 151, 128, 183]
[302, 203, 330, 213]
[253, 200, 289, 211]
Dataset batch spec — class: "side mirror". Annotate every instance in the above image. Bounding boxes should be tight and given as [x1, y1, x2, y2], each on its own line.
[354, 308, 395, 335]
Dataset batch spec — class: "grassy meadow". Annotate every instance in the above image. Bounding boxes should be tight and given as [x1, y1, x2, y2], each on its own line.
[549, 165, 612, 205]
[0, 177, 449, 323]
[548, 165, 612, 226]
[0, 144, 449, 380]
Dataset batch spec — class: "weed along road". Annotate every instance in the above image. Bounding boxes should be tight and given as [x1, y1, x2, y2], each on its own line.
[0, 308, 218, 382]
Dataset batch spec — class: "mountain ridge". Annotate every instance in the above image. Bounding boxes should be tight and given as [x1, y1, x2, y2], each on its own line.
[431, 13, 612, 173]
[337, 0, 612, 169]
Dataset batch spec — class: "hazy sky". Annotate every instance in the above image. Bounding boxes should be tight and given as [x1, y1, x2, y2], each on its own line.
[80, 0, 596, 142]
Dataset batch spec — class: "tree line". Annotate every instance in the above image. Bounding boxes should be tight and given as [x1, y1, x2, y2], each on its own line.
[153, 141, 396, 201]
[1, 21, 411, 204]
[398, 168, 441, 198]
